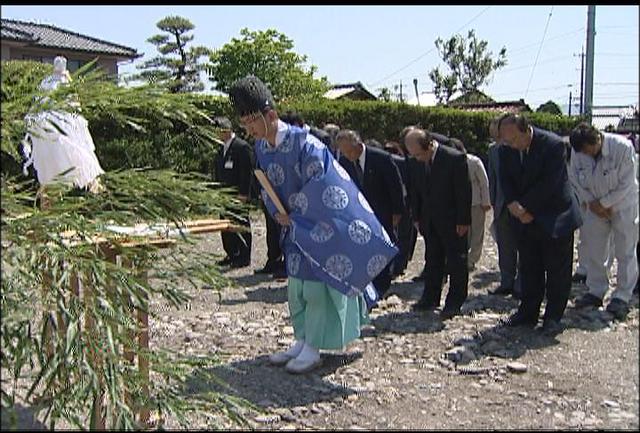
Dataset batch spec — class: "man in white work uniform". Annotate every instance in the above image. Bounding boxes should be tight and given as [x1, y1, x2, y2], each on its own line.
[568, 123, 639, 320]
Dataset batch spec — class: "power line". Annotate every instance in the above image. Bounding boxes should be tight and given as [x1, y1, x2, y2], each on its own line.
[367, 6, 492, 88]
[524, 6, 554, 99]
[507, 27, 584, 57]
[491, 83, 575, 98]
[595, 52, 639, 57]
[495, 55, 568, 73]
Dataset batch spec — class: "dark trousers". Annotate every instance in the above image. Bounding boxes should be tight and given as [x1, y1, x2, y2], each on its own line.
[221, 211, 252, 263]
[373, 264, 392, 297]
[493, 209, 521, 293]
[421, 221, 469, 310]
[263, 202, 284, 267]
[516, 223, 574, 323]
[374, 221, 397, 297]
[393, 212, 417, 275]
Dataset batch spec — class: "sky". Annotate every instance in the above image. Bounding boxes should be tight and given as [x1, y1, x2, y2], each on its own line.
[2, 5, 638, 112]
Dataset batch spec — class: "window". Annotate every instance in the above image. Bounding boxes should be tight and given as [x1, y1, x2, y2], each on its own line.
[67, 59, 83, 72]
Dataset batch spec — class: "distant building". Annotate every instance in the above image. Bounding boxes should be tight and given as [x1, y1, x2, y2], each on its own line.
[591, 105, 638, 133]
[323, 82, 377, 101]
[449, 98, 531, 114]
[1, 18, 140, 75]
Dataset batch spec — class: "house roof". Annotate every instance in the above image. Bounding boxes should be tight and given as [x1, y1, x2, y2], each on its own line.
[450, 99, 530, 113]
[323, 82, 377, 100]
[591, 105, 638, 131]
[1, 18, 140, 58]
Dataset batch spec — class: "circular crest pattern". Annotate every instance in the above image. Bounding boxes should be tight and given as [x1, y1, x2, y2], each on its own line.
[322, 185, 349, 210]
[305, 159, 324, 181]
[267, 163, 285, 186]
[358, 192, 374, 213]
[310, 221, 335, 243]
[348, 219, 372, 245]
[288, 192, 308, 215]
[367, 255, 388, 278]
[333, 159, 352, 181]
[326, 254, 353, 280]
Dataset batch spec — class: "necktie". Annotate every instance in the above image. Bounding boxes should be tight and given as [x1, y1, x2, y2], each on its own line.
[354, 160, 364, 188]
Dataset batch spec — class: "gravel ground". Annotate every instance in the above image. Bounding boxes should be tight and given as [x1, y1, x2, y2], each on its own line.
[4, 210, 639, 430]
[152, 210, 639, 430]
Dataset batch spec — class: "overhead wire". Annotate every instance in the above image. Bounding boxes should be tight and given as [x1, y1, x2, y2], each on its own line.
[524, 6, 554, 99]
[367, 6, 492, 88]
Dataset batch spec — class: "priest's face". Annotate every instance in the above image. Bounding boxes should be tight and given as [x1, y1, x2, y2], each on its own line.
[240, 111, 268, 139]
[240, 109, 278, 140]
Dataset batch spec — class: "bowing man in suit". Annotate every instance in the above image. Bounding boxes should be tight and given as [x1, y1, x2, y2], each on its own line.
[336, 129, 405, 298]
[405, 128, 472, 320]
[213, 116, 255, 268]
[497, 114, 582, 335]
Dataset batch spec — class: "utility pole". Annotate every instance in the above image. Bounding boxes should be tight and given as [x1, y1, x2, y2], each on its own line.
[413, 78, 420, 105]
[578, 46, 585, 115]
[569, 91, 573, 116]
[399, 80, 404, 103]
[584, 5, 596, 123]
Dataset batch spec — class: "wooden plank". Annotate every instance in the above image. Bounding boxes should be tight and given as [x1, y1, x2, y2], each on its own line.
[254, 170, 288, 215]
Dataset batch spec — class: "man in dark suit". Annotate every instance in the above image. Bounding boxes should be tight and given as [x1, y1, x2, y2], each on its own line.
[213, 116, 255, 268]
[497, 114, 582, 335]
[385, 142, 414, 277]
[405, 128, 472, 320]
[280, 111, 332, 148]
[487, 118, 521, 298]
[336, 129, 405, 298]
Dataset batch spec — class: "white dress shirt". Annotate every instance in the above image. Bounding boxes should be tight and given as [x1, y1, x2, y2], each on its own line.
[223, 132, 236, 158]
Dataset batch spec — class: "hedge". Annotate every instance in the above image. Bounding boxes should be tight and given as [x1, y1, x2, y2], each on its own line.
[2, 61, 582, 176]
[194, 97, 582, 160]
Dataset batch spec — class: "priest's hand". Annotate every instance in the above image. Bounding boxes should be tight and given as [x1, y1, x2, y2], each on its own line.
[456, 225, 470, 237]
[519, 211, 534, 224]
[274, 212, 291, 226]
[507, 201, 525, 218]
[392, 214, 402, 228]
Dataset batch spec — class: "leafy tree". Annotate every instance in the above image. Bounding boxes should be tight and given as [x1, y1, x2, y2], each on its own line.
[136, 16, 211, 93]
[377, 87, 392, 102]
[536, 100, 563, 115]
[208, 28, 329, 102]
[429, 29, 507, 104]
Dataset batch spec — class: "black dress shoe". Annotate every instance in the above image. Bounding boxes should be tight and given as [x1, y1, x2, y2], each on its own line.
[490, 285, 513, 296]
[500, 312, 537, 328]
[440, 307, 461, 320]
[574, 293, 603, 309]
[230, 259, 250, 269]
[606, 298, 629, 321]
[272, 267, 288, 280]
[571, 273, 587, 284]
[255, 263, 275, 274]
[412, 300, 437, 312]
[539, 319, 564, 336]
[216, 256, 234, 266]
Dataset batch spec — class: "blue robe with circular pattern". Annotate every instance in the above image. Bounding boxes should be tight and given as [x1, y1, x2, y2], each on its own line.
[256, 124, 398, 307]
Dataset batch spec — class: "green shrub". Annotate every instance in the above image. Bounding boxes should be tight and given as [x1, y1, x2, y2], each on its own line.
[2, 61, 582, 175]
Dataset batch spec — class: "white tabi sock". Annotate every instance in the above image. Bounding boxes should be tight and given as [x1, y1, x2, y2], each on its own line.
[284, 340, 304, 357]
[294, 342, 320, 362]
